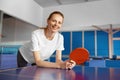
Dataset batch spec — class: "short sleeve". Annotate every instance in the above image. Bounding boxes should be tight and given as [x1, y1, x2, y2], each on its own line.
[31, 31, 40, 51]
[56, 34, 64, 50]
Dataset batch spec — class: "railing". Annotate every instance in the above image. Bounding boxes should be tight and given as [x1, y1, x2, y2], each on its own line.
[0, 45, 21, 54]
[0, 45, 21, 69]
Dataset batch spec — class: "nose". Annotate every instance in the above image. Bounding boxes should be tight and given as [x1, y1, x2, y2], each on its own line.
[54, 22, 59, 26]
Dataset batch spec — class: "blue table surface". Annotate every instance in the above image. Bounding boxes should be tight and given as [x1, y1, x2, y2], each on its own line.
[0, 65, 120, 80]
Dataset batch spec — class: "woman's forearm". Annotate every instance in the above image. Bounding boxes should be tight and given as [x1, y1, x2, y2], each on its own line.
[36, 60, 61, 69]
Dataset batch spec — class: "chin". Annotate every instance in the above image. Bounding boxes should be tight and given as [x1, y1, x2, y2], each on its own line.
[51, 28, 58, 32]
[50, 27, 60, 33]
[52, 30, 57, 33]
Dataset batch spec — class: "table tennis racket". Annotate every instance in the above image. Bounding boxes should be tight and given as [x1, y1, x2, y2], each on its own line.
[68, 48, 89, 70]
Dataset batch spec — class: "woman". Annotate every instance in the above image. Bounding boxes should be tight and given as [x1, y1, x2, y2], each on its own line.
[17, 11, 76, 69]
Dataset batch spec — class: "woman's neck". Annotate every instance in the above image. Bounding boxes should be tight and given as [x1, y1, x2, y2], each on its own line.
[44, 28, 55, 40]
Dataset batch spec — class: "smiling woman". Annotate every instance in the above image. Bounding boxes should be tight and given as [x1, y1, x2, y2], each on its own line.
[17, 11, 76, 69]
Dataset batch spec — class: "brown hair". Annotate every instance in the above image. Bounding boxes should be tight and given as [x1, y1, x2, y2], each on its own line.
[47, 11, 64, 20]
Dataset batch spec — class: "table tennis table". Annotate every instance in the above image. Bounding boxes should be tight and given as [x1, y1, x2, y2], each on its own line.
[0, 65, 120, 80]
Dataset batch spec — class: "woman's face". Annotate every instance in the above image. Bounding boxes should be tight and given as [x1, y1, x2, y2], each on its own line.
[47, 14, 64, 33]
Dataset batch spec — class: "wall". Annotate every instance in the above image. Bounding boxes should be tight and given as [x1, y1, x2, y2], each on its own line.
[43, 0, 120, 31]
[0, 0, 120, 31]
[1, 15, 38, 45]
[0, 0, 42, 44]
[0, 0, 43, 27]
[0, 11, 3, 41]
[2, 17, 15, 42]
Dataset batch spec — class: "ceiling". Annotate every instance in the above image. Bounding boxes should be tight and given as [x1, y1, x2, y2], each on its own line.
[34, 0, 101, 8]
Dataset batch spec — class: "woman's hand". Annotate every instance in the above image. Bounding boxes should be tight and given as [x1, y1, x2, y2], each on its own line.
[56, 61, 66, 69]
[58, 60, 76, 69]
[66, 60, 76, 70]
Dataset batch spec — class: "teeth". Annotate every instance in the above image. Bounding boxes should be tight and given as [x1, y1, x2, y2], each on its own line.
[52, 26, 58, 29]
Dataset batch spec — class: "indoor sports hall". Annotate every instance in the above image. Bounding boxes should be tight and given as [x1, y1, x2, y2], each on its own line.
[0, 0, 120, 80]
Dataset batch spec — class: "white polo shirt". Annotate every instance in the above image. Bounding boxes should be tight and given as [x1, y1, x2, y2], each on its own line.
[19, 29, 64, 63]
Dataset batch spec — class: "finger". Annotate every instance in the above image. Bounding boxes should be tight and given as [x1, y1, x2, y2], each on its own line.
[66, 63, 73, 70]
[67, 62, 76, 70]
[66, 62, 71, 69]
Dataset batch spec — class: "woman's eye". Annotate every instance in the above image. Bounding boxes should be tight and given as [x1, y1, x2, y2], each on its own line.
[52, 20, 56, 22]
[58, 22, 62, 24]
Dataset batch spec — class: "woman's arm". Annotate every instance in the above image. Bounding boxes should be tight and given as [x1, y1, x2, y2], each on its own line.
[33, 51, 61, 69]
[56, 50, 76, 69]
[56, 50, 68, 69]
[56, 50, 63, 63]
